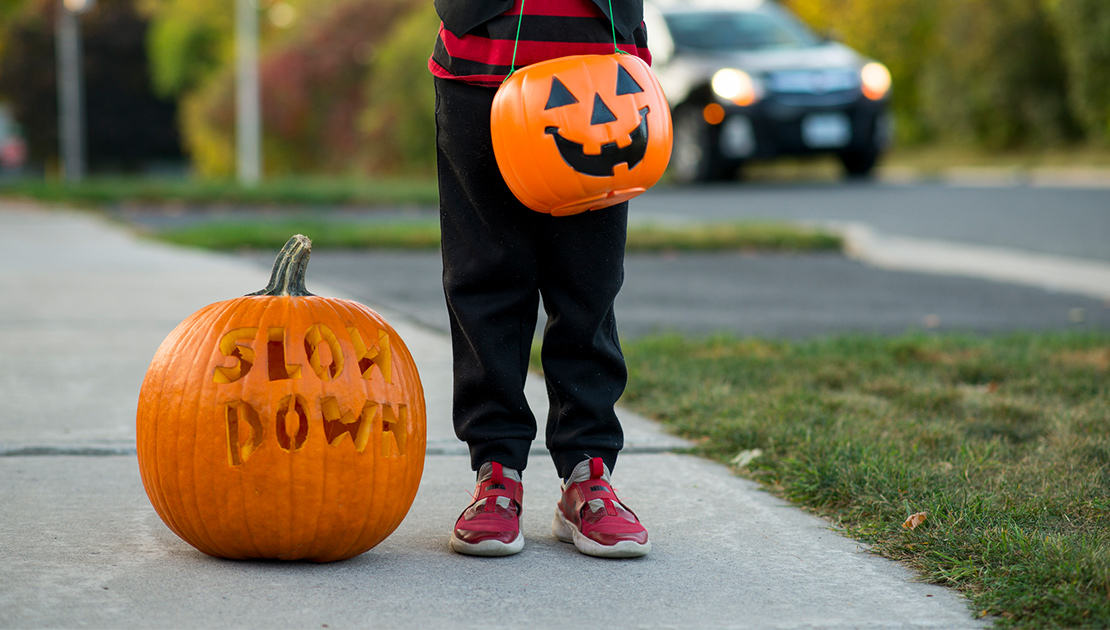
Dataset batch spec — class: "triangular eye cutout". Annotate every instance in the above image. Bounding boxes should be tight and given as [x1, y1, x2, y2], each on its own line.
[545, 78, 579, 110]
[616, 65, 644, 95]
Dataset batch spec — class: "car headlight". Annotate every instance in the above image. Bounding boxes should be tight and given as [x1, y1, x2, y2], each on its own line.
[712, 69, 759, 107]
[860, 62, 892, 101]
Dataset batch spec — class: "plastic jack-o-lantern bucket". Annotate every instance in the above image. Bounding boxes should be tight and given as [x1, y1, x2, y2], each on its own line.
[491, 53, 673, 216]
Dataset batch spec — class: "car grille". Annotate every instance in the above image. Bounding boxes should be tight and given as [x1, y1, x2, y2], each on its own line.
[770, 90, 860, 107]
[765, 69, 861, 107]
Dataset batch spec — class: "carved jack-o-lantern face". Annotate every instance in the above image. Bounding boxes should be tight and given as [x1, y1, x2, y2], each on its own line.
[492, 54, 672, 216]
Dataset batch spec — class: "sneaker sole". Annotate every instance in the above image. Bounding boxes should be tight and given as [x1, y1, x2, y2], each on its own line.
[449, 532, 524, 557]
[551, 511, 651, 558]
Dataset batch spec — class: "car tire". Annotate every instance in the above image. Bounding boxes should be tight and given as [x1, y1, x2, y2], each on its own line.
[839, 148, 880, 178]
[670, 105, 728, 184]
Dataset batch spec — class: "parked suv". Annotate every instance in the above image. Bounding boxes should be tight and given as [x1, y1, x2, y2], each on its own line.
[645, 0, 892, 182]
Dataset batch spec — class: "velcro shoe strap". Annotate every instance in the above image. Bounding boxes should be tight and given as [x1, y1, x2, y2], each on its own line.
[575, 479, 618, 504]
[573, 480, 620, 516]
[476, 478, 523, 513]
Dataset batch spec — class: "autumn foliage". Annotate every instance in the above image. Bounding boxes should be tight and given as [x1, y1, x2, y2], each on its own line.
[782, 0, 1109, 147]
[182, 0, 421, 176]
[2, 0, 1108, 174]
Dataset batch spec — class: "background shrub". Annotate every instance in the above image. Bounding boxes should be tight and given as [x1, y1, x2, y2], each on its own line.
[360, 2, 439, 175]
[180, 0, 420, 176]
[1046, 0, 1110, 144]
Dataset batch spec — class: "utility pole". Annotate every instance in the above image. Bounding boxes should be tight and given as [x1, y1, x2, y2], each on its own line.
[56, 0, 93, 181]
[236, 0, 261, 185]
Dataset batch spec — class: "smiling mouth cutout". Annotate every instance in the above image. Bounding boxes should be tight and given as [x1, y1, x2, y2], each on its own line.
[545, 106, 651, 177]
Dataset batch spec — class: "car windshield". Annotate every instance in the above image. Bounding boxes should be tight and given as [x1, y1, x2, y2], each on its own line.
[664, 8, 820, 52]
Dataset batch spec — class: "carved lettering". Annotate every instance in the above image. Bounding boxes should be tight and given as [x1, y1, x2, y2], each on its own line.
[222, 397, 410, 465]
[380, 402, 408, 458]
[214, 328, 258, 384]
[215, 323, 413, 466]
[304, 324, 344, 381]
[348, 327, 392, 383]
[275, 394, 310, 452]
[321, 397, 372, 452]
[225, 400, 264, 466]
[267, 327, 302, 381]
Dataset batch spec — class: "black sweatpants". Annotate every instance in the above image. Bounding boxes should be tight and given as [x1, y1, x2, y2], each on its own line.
[434, 76, 628, 480]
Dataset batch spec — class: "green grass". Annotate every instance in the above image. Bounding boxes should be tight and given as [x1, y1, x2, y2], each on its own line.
[0, 176, 440, 207]
[150, 219, 842, 252]
[625, 222, 841, 252]
[147, 218, 839, 253]
[152, 219, 443, 250]
[619, 332, 1110, 628]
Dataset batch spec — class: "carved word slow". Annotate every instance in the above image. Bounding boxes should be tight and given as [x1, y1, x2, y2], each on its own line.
[214, 325, 391, 385]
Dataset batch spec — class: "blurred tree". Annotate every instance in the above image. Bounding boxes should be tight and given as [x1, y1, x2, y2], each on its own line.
[0, 1, 52, 161]
[919, 0, 1076, 148]
[180, 65, 235, 175]
[145, 0, 1109, 172]
[783, 0, 941, 144]
[140, 0, 335, 99]
[182, 0, 421, 176]
[0, 0, 28, 22]
[141, 0, 233, 98]
[360, 1, 437, 175]
[1045, 0, 1110, 144]
[0, 0, 33, 69]
[0, 0, 182, 171]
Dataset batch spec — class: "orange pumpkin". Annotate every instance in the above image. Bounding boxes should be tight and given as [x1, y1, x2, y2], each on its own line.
[491, 53, 672, 216]
[136, 235, 426, 562]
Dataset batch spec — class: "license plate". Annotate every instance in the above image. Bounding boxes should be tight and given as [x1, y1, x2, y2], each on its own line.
[720, 115, 755, 158]
[801, 113, 851, 148]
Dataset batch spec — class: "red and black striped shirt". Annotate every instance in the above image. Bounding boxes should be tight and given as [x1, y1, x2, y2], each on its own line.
[429, 0, 651, 88]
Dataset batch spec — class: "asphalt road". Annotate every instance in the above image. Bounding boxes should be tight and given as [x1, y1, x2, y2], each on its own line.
[262, 249, 1110, 340]
[238, 181, 1110, 339]
[633, 182, 1110, 262]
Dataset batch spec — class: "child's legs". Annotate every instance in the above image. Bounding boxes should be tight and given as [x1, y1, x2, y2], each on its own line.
[435, 76, 630, 479]
[536, 207, 629, 479]
[435, 77, 539, 473]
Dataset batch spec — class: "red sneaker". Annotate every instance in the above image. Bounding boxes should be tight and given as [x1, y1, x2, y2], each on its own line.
[552, 458, 650, 558]
[449, 462, 525, 556]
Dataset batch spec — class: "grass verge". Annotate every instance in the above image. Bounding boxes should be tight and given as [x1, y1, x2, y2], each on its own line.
[625, 222, 840, 252]
[151, 219, 842, 252]
[0, 176, 441, 207]
[619, 332, 1110, 628]
[153, 220, 443, 250]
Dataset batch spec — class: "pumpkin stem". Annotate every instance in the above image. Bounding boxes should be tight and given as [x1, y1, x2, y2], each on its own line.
[250, 234, 315, 297]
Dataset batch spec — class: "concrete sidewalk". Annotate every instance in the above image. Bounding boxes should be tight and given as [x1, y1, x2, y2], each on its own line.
[0, 204, 985, 629]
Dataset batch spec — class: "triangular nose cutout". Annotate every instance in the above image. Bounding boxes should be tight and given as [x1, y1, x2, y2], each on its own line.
[591, 94, 618, 125]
